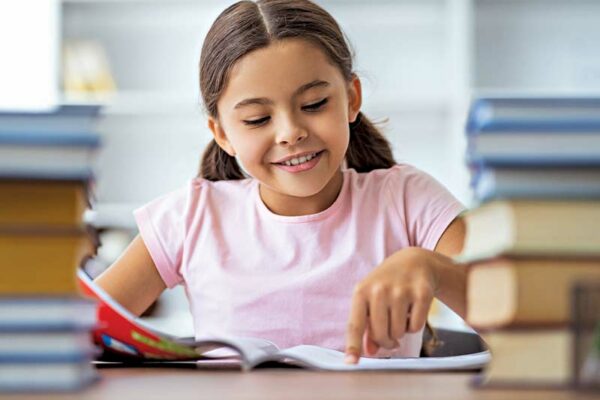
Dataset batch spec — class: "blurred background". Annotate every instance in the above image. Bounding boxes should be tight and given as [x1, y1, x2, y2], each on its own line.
[3, 0, 600, 335]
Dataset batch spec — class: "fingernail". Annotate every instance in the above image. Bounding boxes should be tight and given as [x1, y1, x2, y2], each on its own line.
[344, 354, 358, 364]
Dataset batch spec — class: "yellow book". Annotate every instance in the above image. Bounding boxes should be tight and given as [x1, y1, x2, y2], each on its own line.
[0, 179, 90, 228]
[458, 200, 600, 261]
[467, 257, 600, 329]
[478, 329, 572, 388]
[0, 228, 97, 295]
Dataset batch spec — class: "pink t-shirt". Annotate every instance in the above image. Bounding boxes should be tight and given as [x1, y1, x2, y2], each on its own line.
[134, 164, 464, 357]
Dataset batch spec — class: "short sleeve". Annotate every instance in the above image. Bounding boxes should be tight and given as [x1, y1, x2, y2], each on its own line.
[387, 165, 465, 251]
[133, 187, 189, 288]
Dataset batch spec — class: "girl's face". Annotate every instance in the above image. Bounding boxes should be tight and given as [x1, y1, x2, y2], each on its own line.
[208, 39, 361, 213]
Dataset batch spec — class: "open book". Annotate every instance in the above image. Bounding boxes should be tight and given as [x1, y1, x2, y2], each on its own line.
[77, 269, 490, 371]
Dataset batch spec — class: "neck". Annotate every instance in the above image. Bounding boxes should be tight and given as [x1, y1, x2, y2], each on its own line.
[259, 169, 344, 217]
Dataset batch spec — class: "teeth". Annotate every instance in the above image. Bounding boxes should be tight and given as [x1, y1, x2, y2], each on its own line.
[283, 152, 318, 166]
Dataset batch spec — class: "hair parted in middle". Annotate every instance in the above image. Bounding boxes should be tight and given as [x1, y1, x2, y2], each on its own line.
[198, 0, 397, 182]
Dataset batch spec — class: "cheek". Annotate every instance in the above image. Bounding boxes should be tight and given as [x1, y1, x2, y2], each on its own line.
[319, 118, 350, 152]
[231, 135, 270, 166]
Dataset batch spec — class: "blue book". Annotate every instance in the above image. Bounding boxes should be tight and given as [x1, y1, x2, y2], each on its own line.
[0, 104, 102, 134]
[467, 96, 600, 134]
[0, 130, 100, 178]
[466, 132, 600, 166]
[0, 130, 100, 147]
[0, 297, 97, 331]
[0, 359, 98, 392]
[470, 165, 600, 202]
[466, 139, 600, 166]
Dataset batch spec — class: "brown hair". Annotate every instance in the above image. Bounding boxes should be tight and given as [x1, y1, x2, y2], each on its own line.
[198, 0, 396, 181]
[198, 0, 439, 354]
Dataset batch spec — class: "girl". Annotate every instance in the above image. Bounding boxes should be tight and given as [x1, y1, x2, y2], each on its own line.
[96, 0, 467, 365]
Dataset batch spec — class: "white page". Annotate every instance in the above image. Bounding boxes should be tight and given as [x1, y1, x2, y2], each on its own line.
[190, 336, 281, 368]
[257, 345, 491, 371]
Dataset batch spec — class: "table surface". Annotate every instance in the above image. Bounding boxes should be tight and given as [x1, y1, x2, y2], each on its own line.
[2, 367, 599, 400]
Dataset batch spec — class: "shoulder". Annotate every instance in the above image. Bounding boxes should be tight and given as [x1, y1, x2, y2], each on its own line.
[349, 164, 465, 248]
[345, 164, 447, 222]
[348, 163, 439, 197]
[136, 177, 254, 221]
[188, 176, 254, 202]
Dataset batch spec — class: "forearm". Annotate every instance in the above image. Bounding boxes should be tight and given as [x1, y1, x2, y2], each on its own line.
[431, 253, 468, 319]
[95, 235, 166, 316]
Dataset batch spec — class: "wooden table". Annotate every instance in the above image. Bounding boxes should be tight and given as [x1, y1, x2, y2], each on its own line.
[2, 367, 598, 400]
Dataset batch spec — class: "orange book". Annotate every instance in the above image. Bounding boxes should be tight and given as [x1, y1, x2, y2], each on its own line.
[0, 179, 91, 228]
[0, 227, 98, 294]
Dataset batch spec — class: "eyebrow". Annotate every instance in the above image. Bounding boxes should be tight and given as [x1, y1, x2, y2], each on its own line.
[233, 80, 330, 109]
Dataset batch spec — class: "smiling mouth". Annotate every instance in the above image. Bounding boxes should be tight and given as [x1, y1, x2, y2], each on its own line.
[273, 150, 325, 166]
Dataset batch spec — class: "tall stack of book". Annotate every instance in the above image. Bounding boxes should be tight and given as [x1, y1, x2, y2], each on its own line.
[0, 104, 102, 392]
[460, 96, 600, 388]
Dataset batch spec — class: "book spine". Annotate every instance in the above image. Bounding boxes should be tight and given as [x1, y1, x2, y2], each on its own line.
[0, 131, 101, 147]
[466, 153, 600, 167]
[468, 120, 600, 135]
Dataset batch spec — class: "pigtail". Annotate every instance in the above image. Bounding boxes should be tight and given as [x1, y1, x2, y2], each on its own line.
[422, 322, 444, 357]
[200, 139, 245, 181]
[346, 112, 396, 172]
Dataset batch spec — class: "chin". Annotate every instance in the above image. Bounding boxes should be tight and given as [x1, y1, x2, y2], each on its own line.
[284, 184, 326, 198]
[267, 175, 329, 198]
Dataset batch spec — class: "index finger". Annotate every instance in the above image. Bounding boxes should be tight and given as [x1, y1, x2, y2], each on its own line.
[345, 293, 368, 364]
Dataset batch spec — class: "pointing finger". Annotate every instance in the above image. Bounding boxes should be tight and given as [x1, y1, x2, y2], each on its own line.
[345, 292, 367, 364]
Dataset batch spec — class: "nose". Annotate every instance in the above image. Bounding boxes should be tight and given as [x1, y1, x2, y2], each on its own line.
[275, 115, 308, 146]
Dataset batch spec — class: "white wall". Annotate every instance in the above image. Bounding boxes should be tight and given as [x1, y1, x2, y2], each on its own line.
[61, 0, 600, 334]
[0, 0, 60, 110]
[61, 0, 600, 211]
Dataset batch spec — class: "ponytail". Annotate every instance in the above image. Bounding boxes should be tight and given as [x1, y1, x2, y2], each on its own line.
[346, 112, 396, 172]
[199, 139, 245, 181]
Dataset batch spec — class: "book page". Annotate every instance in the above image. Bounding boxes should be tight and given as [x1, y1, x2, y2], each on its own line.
[255, 345, 491, 371]
[181, 336, 280, 366]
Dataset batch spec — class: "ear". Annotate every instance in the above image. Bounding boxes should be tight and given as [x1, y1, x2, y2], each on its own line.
[207, 117, 236, 157]
[347, 74, 363, 123]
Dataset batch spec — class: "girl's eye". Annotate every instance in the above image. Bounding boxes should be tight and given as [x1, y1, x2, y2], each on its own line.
[302, 98, 328, 112]
[243, 116, 270, 126]
[242, 98, 328, 127]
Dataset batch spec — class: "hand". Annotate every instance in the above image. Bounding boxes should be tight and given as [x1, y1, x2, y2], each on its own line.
[344, 247, 445, 364]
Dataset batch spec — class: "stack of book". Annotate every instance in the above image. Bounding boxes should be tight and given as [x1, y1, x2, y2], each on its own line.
[0, 104, 102, 392]
[460, 96, 600, 388]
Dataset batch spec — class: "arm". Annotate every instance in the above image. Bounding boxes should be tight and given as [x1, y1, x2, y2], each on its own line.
[431, 216, 467, 318]
[345, 217, 467, 363]
[94, 235, 167, 317]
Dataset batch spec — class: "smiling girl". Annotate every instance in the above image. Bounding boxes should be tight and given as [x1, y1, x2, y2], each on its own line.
[96, 0, 468, 364]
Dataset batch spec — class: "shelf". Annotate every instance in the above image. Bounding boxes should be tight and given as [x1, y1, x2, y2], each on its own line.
[84, 202, 141, 230]
[62, 90, 454, 117]
[363, 94, 449, 116]
[471, 87, 600, 98]
[61, 0, 218, 4]
[62, 91, 204, 116]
